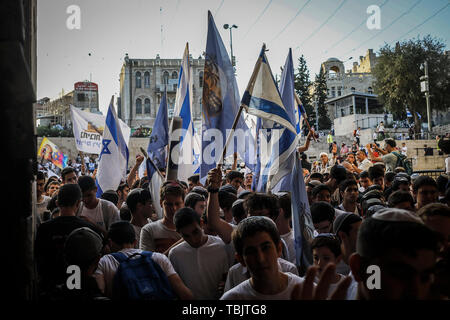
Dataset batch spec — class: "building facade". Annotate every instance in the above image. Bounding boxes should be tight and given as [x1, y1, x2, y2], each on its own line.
[118, 53, 204, 130]
[35, 91, 73, 128]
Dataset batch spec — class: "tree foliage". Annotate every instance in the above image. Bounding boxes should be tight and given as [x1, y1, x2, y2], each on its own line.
[314, 66, 332, 130]
[294, 55, 315, 128]
[372, 35, 450, 131]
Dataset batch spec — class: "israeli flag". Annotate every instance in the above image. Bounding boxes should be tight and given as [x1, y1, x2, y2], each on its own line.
[406, 109, 412, 118]
[146, 89, 169, 219]
[95, 97, 129, 197]
[247, 47, 298, 191]
[242, 44, 297, 135]
[172, 43, 196, 183]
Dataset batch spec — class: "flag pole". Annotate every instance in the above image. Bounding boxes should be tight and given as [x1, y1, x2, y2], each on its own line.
[295, 93, 317, 142]
[140, 147, 164, 180]
[219, 104, 244, 166]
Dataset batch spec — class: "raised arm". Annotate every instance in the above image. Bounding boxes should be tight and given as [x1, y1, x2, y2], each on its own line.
[206, 166, 234, 244]
[298, 129, 313, 153]
[127, 154, 144, 187]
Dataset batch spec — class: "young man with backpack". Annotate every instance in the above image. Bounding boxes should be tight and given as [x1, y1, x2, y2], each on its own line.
[94, 221, 193, 300]
[367, 138, 412, 174]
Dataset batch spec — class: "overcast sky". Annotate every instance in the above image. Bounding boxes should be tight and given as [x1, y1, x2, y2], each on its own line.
[37, 0, 450, 115]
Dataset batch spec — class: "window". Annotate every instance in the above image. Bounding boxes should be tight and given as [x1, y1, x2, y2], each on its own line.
[199, 71, 204, 87]
[368, 87, 373, 94]
[144, 98, 151, 114]
[331, 87, 335, 98]
[136, 98, 142, 114]
[163, 71, 169, 85]
[136, 72, 142, 88]
[351, 87, 356, 92]
[144, 72, 150, 88]
[172, 71, 178, 80]
[337, 86, 342, 96]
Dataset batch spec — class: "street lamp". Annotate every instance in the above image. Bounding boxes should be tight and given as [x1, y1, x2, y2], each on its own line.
[420, 61, 432, 134]
[223, 24, 238, 68]
[313, 92, 319, 131]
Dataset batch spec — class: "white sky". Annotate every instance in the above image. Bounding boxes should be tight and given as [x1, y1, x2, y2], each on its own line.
[37, 0, 450, 115]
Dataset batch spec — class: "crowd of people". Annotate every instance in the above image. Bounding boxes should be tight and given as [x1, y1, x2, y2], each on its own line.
[33, 133, 450, 301]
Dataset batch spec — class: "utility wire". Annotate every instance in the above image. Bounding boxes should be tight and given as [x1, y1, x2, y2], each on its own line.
[269, 0, 312, 43]
[299, 0, 348, 47]
[342, 0, 423, 56]
[389, 2, 450, 45]
[243, 0, 273, 39]
[323, 0, 390, 54]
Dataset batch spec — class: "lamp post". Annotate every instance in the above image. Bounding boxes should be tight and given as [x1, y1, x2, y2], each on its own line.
[420, 61, 432, 134]
[223, 24, 238, 69]
[314, 92, 319, 131]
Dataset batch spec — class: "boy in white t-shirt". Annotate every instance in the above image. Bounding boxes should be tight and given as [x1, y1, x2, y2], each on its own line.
[169, 207, 234, 299]
[94, 221, 193, 300]
[220, 216, 305, 300]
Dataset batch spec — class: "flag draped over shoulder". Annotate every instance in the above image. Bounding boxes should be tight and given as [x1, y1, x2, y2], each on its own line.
[95, 97, 129, 198]
[200, 10, 255, 183]
[172, 43, 195, 183]
[146, 90, 169, 219]
[245, 46, 298, 191]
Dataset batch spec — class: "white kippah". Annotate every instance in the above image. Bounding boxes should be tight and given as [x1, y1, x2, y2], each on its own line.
[371, 208, 424, 224]
[319, 152, 328, 158]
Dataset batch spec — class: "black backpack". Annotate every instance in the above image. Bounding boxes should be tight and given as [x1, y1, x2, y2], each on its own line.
[392, 151, 413, 175]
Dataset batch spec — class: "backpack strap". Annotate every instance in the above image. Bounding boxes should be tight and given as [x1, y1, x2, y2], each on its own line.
[111, 252, 129, 263]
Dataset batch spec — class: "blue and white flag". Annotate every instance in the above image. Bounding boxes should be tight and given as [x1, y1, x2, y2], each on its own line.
[290, 152, 314, 270]
[172, 43, 196, 183]
[247, 47, 298, 191]
[242, 44, 297, 135]
[406, 109, 412, 118]
[201, 11, 255, 183]
[146, 89, 169, 219]
[295, 93, 308, 135]
[270, 48, 300, 192]
[95, 97, 129, 198]
[416, 112, 422, 119]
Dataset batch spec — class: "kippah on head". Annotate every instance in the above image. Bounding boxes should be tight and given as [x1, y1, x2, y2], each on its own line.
[371, 208, 424, 224]
[333, 213, 362, 235]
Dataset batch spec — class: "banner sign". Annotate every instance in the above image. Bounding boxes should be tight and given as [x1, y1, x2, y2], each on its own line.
[70, 105, 131, 154]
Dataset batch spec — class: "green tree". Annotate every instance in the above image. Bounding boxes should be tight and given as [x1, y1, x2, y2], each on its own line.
[294, 55, 315, 129]
[372, 35, 450, 132]
[314, 66, 331, 130]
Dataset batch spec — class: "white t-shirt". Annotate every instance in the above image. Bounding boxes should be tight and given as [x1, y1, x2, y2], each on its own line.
[168, 235, 234, 300]
[37, 195, 51, 220]
[79, 198, 120, 230]
[220, 272, 304, 300]
[224, 258, 299, 293]
[140, 219, 181, 253]
[94, 248, 176, 298]
[132, 224, 142, 249]
[401, 146, 408, 156]
[280, 231, 296, 264]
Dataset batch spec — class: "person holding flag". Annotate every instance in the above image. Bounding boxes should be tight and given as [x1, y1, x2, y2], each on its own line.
[200, 11, 256, 184]
[95, 96, 129, 198]
[146, 88, 169, 220]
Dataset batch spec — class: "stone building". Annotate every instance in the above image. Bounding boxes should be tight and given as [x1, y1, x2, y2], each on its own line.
[35, 91, 74, 128]
[118, 53, 204, 130]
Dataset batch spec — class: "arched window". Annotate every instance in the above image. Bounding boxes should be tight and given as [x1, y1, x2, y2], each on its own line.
[136, 72, 142, 88]
[171, 71, 178, 79]
[163, 71, 169, 85]
[199, 71, 204, 87]
[144, 72, 150, 88]
[144, 98, 151, 114]
[136, 98, 142, 114]
[368, 87, 373, 94]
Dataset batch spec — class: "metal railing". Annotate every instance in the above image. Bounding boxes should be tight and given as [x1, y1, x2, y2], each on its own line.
[412, 169, 445, 179]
